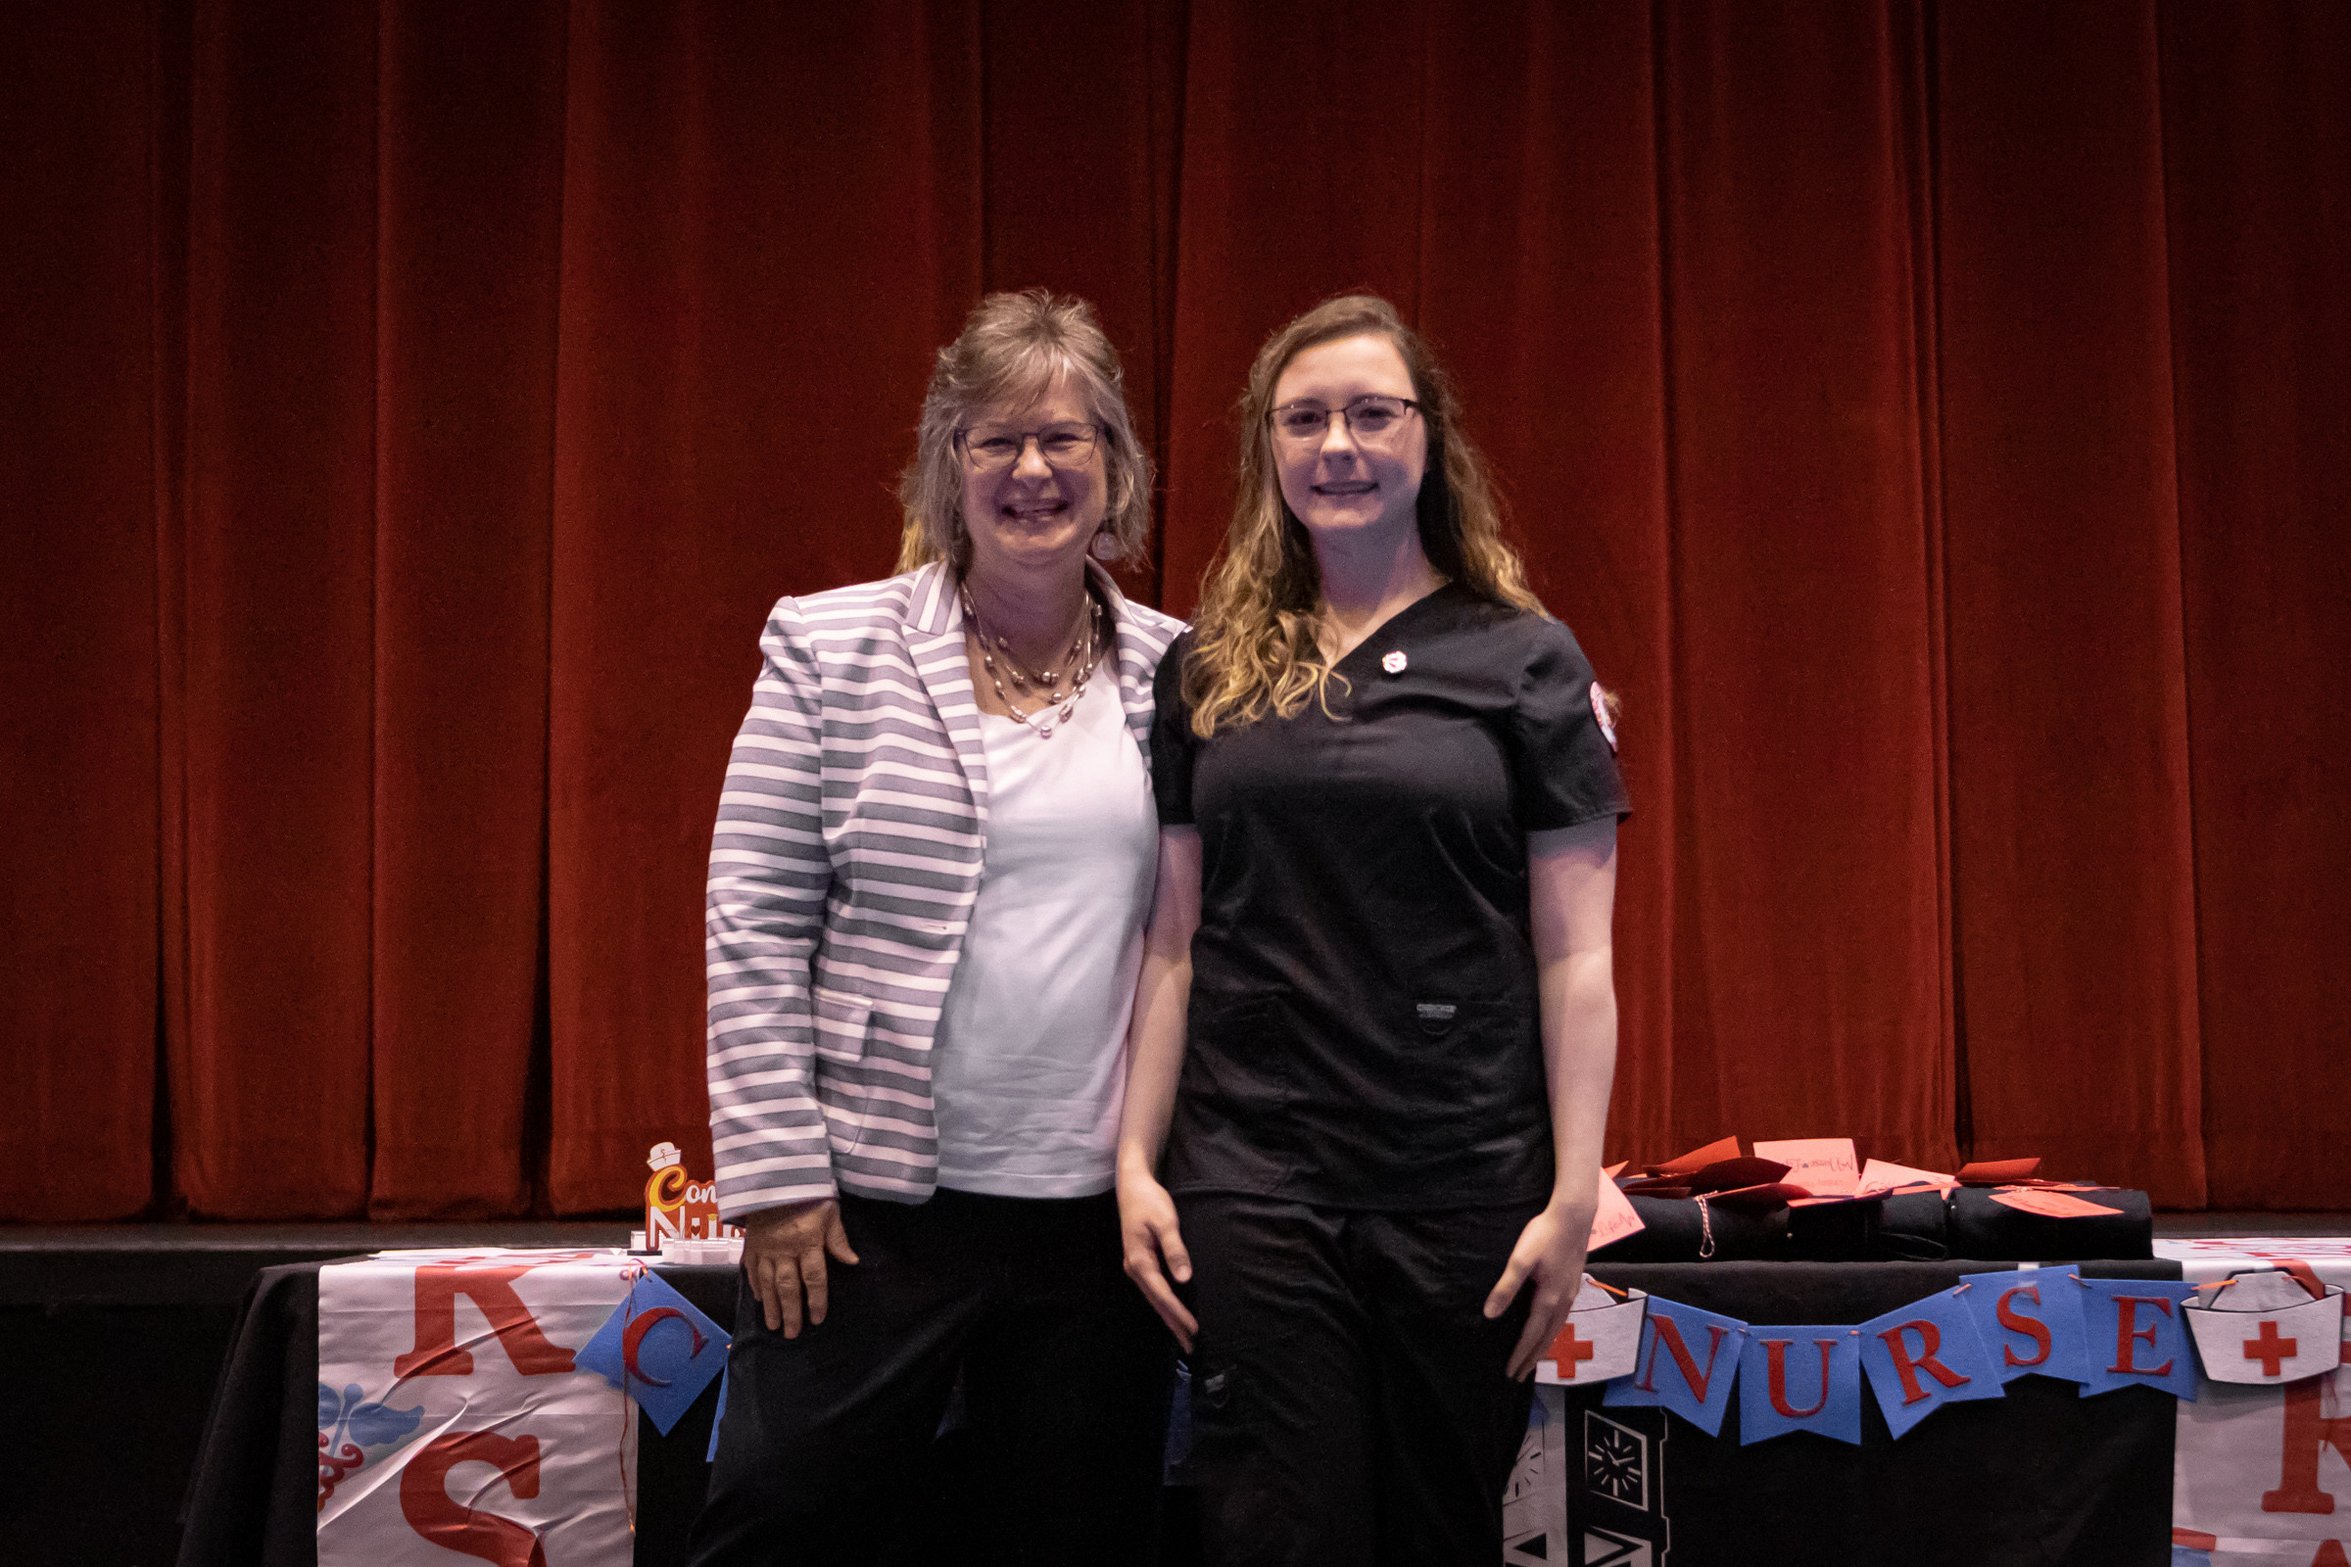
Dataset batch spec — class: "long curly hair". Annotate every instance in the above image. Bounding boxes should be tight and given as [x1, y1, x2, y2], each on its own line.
[896, 289, 1152, 573]
[1184, 293, 1543, 737]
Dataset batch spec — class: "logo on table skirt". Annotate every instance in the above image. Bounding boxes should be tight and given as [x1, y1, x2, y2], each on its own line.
[316, 1381, 425, 1510]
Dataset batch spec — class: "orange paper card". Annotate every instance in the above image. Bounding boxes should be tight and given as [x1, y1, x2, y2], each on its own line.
[1989, 1187, 2122, 1219]
[1752, 1138, 1862, 1197]
[1588, 1169, 1646, 1253]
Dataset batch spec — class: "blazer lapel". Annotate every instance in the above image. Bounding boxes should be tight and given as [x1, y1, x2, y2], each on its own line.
[1090, 561, 1162, 758]
[904, 562, 991, 824]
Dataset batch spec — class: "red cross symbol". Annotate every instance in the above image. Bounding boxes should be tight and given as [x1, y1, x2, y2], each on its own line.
[2243, 1318, 2299, 1377]
[1548, 1322, 1596, 1378]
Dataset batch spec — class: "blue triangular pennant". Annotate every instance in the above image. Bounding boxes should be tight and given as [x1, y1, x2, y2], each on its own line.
[574, 1270, 730, 1435]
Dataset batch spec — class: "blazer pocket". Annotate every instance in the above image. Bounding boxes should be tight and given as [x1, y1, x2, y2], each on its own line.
[809, 986, 875, 1067]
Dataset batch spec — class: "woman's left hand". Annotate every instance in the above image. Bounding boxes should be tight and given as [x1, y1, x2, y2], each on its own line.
[1485, 1199, 1595, 1380]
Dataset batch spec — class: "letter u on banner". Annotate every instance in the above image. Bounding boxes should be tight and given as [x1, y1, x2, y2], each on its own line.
[1738, 1327, 1864, 1444]
[1858, 1285, 2004, 1438]
[1604, 1297, 1747, 1436]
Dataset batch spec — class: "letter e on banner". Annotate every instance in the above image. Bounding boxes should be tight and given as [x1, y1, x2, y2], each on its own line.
[399, 1431, 546, 1567]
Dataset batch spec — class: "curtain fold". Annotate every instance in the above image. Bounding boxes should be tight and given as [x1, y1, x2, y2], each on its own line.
[1, 0, 2342, 1219]
[1936, 0, 2206, 1205]
[366, 0, 568, 1218]
[0, 7, 163, 1221]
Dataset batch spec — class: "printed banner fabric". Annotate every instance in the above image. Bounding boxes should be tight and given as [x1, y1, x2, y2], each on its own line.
[317, 1249, 640, 1567]
[2163, 1239, 2351, 1567]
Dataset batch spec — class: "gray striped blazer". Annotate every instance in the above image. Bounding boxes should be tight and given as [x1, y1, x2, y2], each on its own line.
[705, 558, 1186, 1217]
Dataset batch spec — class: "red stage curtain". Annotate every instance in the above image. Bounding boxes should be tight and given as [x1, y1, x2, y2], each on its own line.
[3, 0, 2344, 1220]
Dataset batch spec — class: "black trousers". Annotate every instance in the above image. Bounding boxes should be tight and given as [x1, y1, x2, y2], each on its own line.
[687, 1188, 1172, 1567]
[1176, 1193, 1543, 1567]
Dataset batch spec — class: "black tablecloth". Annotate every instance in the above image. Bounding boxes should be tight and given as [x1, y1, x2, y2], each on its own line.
[179, 1258, 2179, 1567]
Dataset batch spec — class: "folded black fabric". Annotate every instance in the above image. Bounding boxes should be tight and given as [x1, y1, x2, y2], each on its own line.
[1944, 1186, 2153, 1261]
[1599, 1194, 1788, 1261]
[1779, 1190, 1950, 1261]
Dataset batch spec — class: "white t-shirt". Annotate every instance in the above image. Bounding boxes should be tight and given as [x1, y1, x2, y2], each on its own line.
[931, 667, 1158, 1197]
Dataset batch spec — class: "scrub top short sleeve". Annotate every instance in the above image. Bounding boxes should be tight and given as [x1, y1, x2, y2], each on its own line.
[1510, 620, 1629, 831]
[1151, 633, 1199, 827]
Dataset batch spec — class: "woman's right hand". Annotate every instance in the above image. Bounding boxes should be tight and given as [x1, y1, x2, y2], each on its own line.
[1117, 1165, 1198, 1350]
[741, 1197, 859, 1338]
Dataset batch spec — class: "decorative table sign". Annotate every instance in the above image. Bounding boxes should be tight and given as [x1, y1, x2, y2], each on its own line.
[317, 1249, 640, 1567]
[2185, 1269, 2346, 1387]
[2160, 1239, 2351, 1567]
[1537, 1279, 1648, 1387]
[644, 1141, 737, 1249]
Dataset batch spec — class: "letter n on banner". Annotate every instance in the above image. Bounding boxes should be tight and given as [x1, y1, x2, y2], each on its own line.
[1960, 1266, 2091, 1386]
[2076, 1277, 2200, 1400]
[1604, 1297, 1746, 1436]
[1858, 1286, 2004, 1438]
[1738, 1327, 1863, 1445]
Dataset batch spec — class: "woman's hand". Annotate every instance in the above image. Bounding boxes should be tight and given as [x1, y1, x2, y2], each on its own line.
[741, 1197, 859, 1338]
[1484, 1198, 1596, 1380]
[1117, 1164, 1198, 1350]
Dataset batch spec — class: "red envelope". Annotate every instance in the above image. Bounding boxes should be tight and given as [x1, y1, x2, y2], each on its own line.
[1652, 1136, 1742, 1176]
[1684, 1157, 1793, 1197]
[1957, 1157, 2043, 1185]
[1701, 1181, 1811, 1212]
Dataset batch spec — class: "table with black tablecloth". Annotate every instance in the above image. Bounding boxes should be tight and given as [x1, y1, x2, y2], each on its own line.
[178, 1257, 2181, 1567]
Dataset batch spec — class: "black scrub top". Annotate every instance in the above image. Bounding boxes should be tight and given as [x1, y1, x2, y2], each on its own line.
[1152, 583, 1631, 1210]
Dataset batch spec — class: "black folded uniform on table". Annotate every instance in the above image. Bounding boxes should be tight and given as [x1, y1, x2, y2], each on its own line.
[1601, 1186, 2152, 1263]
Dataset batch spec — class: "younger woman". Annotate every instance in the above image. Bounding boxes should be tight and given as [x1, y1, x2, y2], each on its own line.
[1118, 294, 1628, 1564]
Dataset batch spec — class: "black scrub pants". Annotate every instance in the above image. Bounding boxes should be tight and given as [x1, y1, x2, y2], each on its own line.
[687, 1188, 1171, 1567]
[1176, 1193, 1543, 1567]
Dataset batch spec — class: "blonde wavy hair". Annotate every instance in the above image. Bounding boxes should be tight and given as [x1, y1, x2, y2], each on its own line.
[1184, 293, 1544, 736]
[896, 290, 1152, 573]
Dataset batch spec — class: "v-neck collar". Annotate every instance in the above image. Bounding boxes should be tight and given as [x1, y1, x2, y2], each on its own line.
[1327, 580, 1462, 674]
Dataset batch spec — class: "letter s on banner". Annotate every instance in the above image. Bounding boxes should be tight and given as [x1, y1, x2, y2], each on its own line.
[398, 1430, 546, 1567]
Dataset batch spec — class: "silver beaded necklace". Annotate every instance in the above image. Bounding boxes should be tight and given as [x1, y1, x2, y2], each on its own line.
[960, 587, 1103, 740]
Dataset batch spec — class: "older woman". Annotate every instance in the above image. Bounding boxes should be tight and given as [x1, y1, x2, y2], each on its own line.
[1118, 294, 1629, 1564]
[691, 291, 1183, 1565]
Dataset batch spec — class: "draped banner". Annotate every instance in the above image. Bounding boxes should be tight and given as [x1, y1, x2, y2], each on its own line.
[315, 1252, 638, 1567]
[2165, 1240, 2351, 1567]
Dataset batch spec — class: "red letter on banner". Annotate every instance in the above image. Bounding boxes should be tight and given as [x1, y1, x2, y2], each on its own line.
[1762, 1337, 1838, 1419]
[393, 1264, 576, 1377]
[398, 1430, 547, 1567]
[1877, 1321, 1969, 1405]
[2108, 1295, 2176, 1378]
[1634, 1317, 1733, 1400]
[1995, 1285, 2053, 1369]
[2263, 1377, 2351, 1515]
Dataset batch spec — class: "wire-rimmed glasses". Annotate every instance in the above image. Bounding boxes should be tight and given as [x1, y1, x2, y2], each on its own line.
[955, 422, 1102, 473]
[1268, 394, 1422, 445]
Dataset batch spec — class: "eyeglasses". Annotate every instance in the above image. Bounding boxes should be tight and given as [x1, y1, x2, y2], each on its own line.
[1268, 395, 1422, 445]
[956, 422, 1101, 473]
